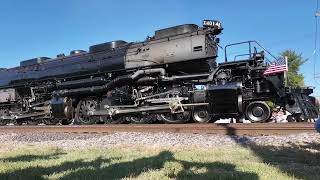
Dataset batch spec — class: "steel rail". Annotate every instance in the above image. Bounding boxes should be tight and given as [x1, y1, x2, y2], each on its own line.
[0, 123, 316, 136]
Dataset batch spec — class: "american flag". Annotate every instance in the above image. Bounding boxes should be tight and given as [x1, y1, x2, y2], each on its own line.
[263, 57, 288, 75]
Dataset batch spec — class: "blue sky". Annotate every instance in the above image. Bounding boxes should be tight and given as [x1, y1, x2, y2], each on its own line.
[0, 0, 319, 96]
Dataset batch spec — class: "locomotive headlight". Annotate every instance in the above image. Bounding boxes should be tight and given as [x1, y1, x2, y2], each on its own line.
[203, 20, 222, 29]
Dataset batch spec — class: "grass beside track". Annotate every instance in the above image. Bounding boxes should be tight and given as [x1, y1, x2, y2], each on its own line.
[0, 144, 319, 180]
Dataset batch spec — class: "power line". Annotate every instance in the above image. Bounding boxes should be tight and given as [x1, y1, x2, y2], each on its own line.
[314, 0, 320, 85]
[315, 0, 319, 70]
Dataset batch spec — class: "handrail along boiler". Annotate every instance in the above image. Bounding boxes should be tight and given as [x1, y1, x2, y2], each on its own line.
[0, 20, 318, 125]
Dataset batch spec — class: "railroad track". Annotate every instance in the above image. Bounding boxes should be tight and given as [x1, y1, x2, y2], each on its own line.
[0, 123, 316, 136]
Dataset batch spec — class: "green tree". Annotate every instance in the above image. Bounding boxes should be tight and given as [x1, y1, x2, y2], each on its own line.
[281, 50, 306, 87]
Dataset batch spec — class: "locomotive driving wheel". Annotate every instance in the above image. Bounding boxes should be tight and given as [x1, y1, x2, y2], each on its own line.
[192, 108, 211, 123]
[0, 109, 9, 126]
[127, 113, 157, 124]
[157, 111, 191, 124]
[75, 99, 99, 125]
[26, 118, 41, 125]
[43, 118, 60, 125]
[99, 97, 126, 124]
[101, 115, 126, 124]
[245, 101, 271, 123]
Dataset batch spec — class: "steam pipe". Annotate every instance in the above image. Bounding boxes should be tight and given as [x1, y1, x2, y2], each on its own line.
[162, 73, 210, 81]
[131, 68, 166, 80]
[53, 68, 210, 97]
[53, 75, 132, 97]
[54, 68, 166, 97]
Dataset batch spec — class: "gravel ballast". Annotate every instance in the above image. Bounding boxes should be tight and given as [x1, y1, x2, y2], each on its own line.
[0, 132, 319, 150]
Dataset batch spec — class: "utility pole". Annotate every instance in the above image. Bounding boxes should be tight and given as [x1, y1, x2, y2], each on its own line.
[284, 56, 289, 87]
[315, 0, 320, 80]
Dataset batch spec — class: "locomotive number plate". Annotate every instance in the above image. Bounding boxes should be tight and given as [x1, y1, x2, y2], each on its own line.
[203, 20, 222, 29]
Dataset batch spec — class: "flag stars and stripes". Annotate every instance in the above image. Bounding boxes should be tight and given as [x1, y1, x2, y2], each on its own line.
[263, 58, 288, 75]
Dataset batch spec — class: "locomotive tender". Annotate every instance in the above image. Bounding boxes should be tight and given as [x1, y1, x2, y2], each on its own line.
[0, 20, 318, 125]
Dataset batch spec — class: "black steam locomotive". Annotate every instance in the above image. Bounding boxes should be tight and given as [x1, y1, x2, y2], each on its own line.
[0, 20, 318, 125]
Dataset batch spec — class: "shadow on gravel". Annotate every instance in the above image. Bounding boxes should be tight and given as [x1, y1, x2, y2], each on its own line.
[0, 152, 66, 162]
[225, 126, 320, 180]
[0, 151, 258, 180]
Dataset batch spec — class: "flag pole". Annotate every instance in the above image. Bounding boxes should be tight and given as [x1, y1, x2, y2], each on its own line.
[284, 56, 289, 87]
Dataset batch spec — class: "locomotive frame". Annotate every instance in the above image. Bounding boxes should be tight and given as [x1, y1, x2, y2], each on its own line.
[0, 20, 318, 125]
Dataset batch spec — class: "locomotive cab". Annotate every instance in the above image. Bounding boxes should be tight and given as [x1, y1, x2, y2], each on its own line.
[206, 41, 318, 122]
[207, 41, 284, 122]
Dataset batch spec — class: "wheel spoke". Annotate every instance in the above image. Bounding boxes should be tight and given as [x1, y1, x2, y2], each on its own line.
[75, 99, 98, 125]
[128, 114, 156, 124]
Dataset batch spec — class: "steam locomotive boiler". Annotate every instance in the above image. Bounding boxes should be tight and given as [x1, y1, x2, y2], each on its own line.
[0, 20, 318, 125]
